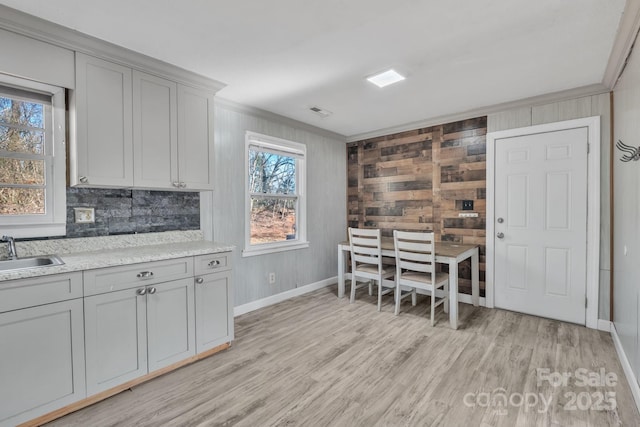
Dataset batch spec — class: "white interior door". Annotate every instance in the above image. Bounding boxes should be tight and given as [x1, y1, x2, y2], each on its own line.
[494, 126, 588, 324]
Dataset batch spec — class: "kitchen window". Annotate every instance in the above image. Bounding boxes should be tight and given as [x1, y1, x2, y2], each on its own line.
[243, 131, 308, 256]
[0, 76, 66, 238]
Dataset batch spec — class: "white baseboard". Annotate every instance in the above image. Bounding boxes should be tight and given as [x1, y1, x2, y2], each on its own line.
[234, 276, 337, 317]
[598, 319, 612, 332]
[611, 323, 640, 414]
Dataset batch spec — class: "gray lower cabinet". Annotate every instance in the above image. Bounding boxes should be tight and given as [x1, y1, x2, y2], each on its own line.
[195, 270, 233, 353]
[0, 298, 86, 427]
[84, 277, 196, 395]
[84, 287, 148, 395]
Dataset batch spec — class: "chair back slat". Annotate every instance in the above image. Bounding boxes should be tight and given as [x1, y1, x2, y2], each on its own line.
[349, 227, 383, 269]
[393, 230, 436, 275]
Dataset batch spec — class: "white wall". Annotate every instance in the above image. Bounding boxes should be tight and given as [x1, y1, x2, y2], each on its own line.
[211, 100, 347, 306]
[613, 41, 640, 378]
[488, 93, 612, 321]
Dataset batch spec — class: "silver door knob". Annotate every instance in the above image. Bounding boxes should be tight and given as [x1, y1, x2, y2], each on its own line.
[147, 287, 157, 294]
[195, 277, 204, 284]
[497, 232, 504, 239]
[136, 288, 147, 296]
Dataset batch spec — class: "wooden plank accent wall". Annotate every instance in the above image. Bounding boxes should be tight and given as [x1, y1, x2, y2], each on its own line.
[347, 117, 487, 295]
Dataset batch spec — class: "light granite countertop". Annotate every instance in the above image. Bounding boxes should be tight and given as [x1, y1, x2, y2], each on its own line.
[0, 240, 234, 282]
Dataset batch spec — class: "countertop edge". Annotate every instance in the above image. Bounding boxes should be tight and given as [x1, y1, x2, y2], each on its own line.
[0, 241, 235, 282]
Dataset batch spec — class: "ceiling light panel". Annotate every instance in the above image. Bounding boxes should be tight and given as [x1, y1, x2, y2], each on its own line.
[367, 69, 406, 88]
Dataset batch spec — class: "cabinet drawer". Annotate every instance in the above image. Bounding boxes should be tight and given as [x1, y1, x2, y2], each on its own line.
[0, 272, 83, 313]
[194, 252, 231, 275]
[84, 257, 193, 296]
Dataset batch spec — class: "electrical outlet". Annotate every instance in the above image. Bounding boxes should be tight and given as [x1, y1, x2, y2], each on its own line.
[268, 272, 276, 284]
[74, 207, 95, 223]
[462, 200, 474, 210]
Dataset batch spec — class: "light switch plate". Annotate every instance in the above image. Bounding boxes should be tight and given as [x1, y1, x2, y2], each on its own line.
[74, 207, 95, 223]
[458, 212, 479, 218]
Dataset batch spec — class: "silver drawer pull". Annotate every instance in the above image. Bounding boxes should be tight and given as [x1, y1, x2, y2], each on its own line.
[208, 260, 221, 268]
[147, 287, 157, 294]
[195, 277, 204, 284]
[137, 271, 154, 279]
[136, 288, 147, 296]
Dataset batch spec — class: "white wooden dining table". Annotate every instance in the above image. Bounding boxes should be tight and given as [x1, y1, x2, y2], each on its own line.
[337, 237, 480, 329]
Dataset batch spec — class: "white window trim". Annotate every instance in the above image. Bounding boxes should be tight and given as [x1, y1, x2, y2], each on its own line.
[0, 74, 66, 238]
[243, 131, 308, 257]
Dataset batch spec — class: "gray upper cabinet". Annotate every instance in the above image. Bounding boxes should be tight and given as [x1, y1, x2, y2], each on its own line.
[133, 71, 178, 189]
[72, 53, 134, 187]
[0, 274, 86, 427]
[72, 53, 216, 191]
[177, 85, 215, 190]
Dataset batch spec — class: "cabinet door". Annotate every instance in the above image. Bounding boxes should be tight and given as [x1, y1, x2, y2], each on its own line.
[133, 71, 178, 189]
[84, 288, 147, 395]
[195, 270, 233, 353]
[0, 299, 85, 427]
[177, 84, 215, 190]
[146, 278, 196, 372]
[73, 53, 133, 187]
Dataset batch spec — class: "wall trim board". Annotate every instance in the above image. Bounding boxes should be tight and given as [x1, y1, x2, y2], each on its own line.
[602, 1, 640, 89]
[598, 319, 613, 332]
[234, 277, 337, 317]
[611, 323, 640, 414]
[346, 84, 609, 143]
[0, 5, 224, 93]
[486, 117, 601, 329]
[215, 97, 346, 143]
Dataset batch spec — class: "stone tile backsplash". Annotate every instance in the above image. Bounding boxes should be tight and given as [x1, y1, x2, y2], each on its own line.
[65, 188, 200, 238]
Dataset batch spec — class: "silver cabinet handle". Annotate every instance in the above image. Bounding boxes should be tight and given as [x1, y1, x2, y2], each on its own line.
[195, 277, 204, 284]
[172, 181, 180, 187]
[147, 287, 157, 294]
[497, 232, 504, 239]
[79, 176, 88, 184]
[208, 260, 221, 268]
[179, 182, 186, 188]
[136, 288, 147, 296]
[137, 271, 154, 279]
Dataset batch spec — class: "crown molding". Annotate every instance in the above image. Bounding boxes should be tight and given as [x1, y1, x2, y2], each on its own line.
[0, 4, 226, 93]
[346, 83, 609, 142]
[215, 97, 346, 143]
[602, 1, 640, 89]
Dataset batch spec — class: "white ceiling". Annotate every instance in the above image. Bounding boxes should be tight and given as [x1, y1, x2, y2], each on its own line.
[0, 0, 627, 138]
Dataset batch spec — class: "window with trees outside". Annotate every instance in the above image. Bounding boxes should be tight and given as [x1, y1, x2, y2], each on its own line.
[244, 131, 308, 256]
[0, 78, 66, 238]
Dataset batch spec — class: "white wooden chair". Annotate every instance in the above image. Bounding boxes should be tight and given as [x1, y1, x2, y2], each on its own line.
[393, 230, 449, 326]
[348, 227, 395, 311]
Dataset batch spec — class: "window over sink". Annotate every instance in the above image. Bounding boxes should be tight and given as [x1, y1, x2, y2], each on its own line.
[0, 75, 66, 238]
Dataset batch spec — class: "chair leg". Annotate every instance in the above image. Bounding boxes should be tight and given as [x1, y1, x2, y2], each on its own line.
[394, 282, 401, 316]
[368, 280, 373, 296]
[411, 289, 417, 306]
[443, 280, 449, 314]
[431, 288, 436, 326]
[350, 279, 356, 304]
[377, 280, 383, 312]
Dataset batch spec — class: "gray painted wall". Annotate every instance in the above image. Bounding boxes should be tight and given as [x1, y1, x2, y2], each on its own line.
[488, 92, 612, 321]
[211, 102, 347, 306]
[613, 42, 640, 380]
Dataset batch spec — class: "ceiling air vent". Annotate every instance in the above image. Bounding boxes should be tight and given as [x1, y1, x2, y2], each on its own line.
[309, 106, 332, 118]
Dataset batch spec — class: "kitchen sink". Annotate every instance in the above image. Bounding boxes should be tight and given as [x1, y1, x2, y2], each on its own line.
[0, 255, 64, 272]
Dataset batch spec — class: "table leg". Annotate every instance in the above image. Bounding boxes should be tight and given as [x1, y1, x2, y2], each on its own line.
[338, 246, 345, 298]
[472, 248, 479, 307]
[449, 259, 458, 329]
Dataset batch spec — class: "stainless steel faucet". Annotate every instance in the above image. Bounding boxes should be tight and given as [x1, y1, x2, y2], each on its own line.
[1, 236, 17, 260]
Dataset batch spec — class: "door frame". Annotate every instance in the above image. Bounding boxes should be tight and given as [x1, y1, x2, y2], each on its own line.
[486, 116, 601, 329]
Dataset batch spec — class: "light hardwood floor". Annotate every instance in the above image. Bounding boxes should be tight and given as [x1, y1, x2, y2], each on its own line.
[46, 285, 639, 427]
